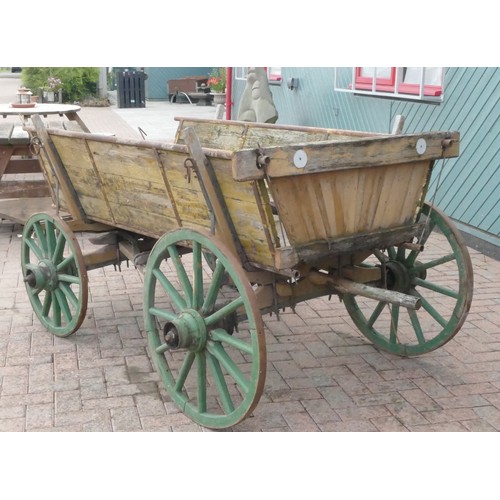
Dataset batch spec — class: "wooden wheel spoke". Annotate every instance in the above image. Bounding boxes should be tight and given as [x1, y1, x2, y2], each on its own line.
[413, 253, 456, 272]
[25, 236, 45, 261]
[58, 273, 80, 284]
[45, 219, 56, 257]
[207, 351, 235, 414]
[33, 222, 48, 257]
[41, 291, 52, 317]
[59, 282, 79, 309]
[53, 232, 66, 263]
[56, 254, 75, 272]
[389, 304, 399, 344]
[201, 259, 226, 314]
[206, 341, 250, 394]
[148, 306, 176, 322]
[192, 241, 204, 310]
[387, 246, 397, 260]
[368, 301, 387, 328]
[174, 351, 195, 393]
[413, 290, 448, 328]
[196, 352, 207, 414]
[412, 277, 459, 299]
[210, 328, 253, 355]
[153, 268, 187, 311]
[52, 290, 62, 327]
[167, 245, 193, 308]
[205, 297, 244, 327]
[408, 308, 426, 344]
[54, 288, 72, 323]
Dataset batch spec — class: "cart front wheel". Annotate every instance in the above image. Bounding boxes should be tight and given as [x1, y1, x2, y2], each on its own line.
[143, 228, 266, 429]
[343, 203, 473, 356]
[21, 213, 88, 337]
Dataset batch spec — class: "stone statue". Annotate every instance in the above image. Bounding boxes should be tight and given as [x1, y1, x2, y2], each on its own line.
[237, 67, 278, 124]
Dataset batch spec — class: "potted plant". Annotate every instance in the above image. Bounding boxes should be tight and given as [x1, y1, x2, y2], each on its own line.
[43, 76, 63, 103]
[207, 68, 226, 104]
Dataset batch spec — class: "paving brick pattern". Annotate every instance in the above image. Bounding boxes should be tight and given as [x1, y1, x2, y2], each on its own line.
[1, 216, 499, 432]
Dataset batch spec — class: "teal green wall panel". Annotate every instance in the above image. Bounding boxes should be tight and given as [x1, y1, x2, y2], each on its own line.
[144, 67, 212, 100]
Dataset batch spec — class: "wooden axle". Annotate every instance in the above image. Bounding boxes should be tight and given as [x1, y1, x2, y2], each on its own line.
[308, 272, 421, 310]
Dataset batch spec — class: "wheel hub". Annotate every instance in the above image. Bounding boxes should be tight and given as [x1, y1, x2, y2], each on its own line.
[24, 260, 58, 292]
[162, 309, 207, 352]
[385, 260, 411, 293]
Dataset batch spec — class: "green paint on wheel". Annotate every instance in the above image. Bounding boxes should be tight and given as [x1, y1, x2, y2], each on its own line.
[343, 203, 473, 357]
[144, 228, 266, 429]
[21, 213, 88, 337]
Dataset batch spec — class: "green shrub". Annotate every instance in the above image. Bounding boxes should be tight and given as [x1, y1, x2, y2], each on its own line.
[22, 67, 100, 103]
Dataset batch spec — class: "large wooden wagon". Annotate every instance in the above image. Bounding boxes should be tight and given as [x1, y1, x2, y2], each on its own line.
[21, 115, 473, 428]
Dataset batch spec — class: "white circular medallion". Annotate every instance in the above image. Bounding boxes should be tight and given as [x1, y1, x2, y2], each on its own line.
[293, 149, 308, 169]
[416, 138, 427, 155]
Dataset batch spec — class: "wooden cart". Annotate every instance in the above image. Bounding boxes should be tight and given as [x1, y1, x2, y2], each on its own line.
[21, 115, 473, 428]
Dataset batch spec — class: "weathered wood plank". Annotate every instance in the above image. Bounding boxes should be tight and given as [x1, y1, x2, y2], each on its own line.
[31, 115, 86, 220]
[270, 161, 430, 247]
[0, 180, 50, 199]
[231, 131, 460, 181]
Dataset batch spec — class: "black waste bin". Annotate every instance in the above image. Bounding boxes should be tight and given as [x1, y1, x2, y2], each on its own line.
[117, 70, 146, 108]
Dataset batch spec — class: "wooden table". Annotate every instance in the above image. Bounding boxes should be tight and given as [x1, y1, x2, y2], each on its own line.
[0, 103, 88, 224]
[0, 103, 90, 132]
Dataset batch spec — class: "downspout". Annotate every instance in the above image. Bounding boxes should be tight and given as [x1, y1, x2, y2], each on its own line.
[225, 67, 233, 120]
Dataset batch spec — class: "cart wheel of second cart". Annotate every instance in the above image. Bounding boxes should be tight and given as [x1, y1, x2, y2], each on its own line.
[21, 212, 88, 337]
[143, 228, 266, 429]
[343, 203, 473, 357]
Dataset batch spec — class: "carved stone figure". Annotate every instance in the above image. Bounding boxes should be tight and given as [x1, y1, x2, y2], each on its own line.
[237, 67, 278, 124]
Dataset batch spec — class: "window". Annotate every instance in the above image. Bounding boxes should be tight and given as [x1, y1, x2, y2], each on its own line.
[337, 67, 445, 103]
[233, 67, 282, 84]
[354, 67, 396, 91]
[398, 67, 443, 96]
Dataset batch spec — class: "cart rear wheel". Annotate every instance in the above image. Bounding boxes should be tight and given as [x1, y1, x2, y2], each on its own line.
[343, 203, 473, 356]
[143, 228, 266, 429]
[21, 213, 88, 337]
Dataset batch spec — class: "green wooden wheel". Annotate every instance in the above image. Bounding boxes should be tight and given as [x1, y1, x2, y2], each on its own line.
[343, 203, 473, 357]
[143, 228, 266, 429]
[21, 213, 88, 337]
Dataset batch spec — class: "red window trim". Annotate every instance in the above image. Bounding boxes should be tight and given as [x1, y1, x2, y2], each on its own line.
[398, 83, 443, 96]
[354, 67, 396, 91]
[352, 67, 443, 97]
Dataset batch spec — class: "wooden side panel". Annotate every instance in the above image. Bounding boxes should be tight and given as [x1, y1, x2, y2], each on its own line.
[210, 157, 276, 267]
[176, 119, 247, 150]
[270, 161, 430, 245]
[36, 144, 70, 212]
[175, 118, 372, 151]
[156, 150, 211, 232]
[87, 141, 179, 237]
[51, 136, 113, 222]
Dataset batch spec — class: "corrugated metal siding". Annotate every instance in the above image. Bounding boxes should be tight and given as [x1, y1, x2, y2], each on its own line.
[231, 67, 500, 247]
[144, 67, 212, 99]
[390, 67, 500, 243]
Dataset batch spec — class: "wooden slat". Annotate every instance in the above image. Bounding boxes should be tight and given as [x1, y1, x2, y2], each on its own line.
[175, 117, 376, 152]
[231, 131, 460, 181]
[270, 161, 430, 246]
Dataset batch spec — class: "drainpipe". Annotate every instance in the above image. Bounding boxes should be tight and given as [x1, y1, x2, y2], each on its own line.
[225, 67, 232, 120]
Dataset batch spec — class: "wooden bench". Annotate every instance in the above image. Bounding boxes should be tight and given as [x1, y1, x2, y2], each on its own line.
[0, 123, 48, 199]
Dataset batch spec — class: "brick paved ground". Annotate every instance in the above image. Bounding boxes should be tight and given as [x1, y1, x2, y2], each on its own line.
[1, 215, 499, 432]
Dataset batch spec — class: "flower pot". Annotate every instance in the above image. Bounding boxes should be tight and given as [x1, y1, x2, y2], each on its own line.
[212, 93, 226, 105]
